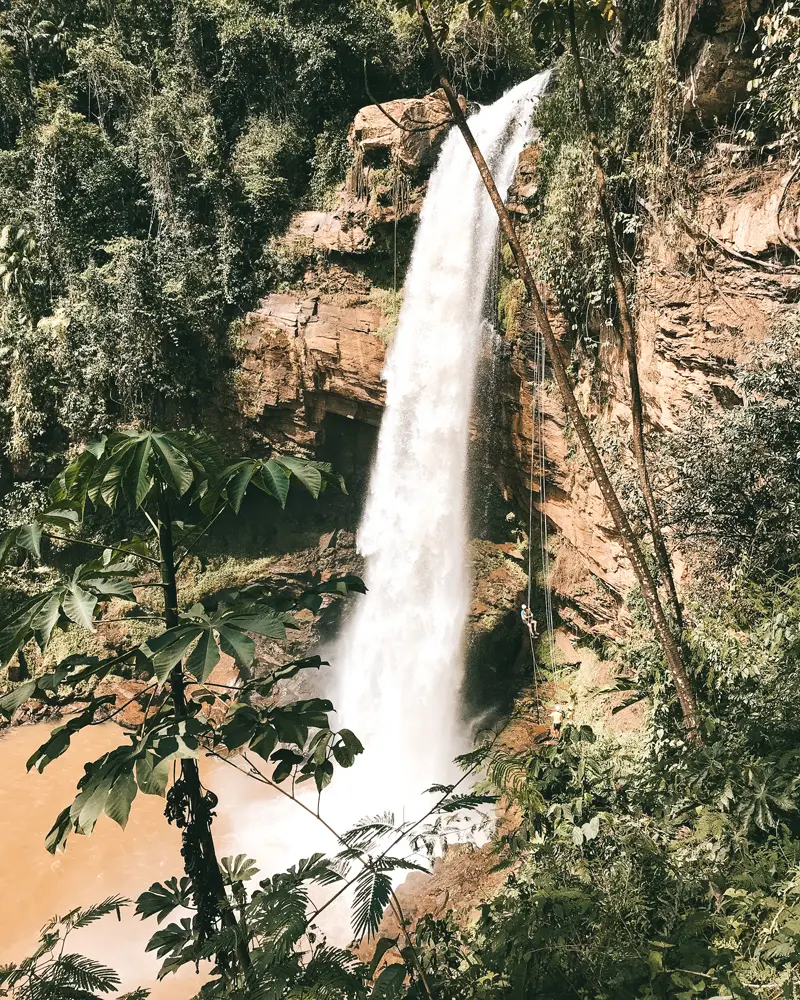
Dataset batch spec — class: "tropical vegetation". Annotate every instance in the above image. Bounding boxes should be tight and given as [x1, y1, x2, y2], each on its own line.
[3, 0, 800, 998]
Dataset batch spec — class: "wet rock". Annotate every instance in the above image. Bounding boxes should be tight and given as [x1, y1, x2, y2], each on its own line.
[507, 142, 542, 215]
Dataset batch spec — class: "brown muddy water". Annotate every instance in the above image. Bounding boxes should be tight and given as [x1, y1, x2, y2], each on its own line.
[0, 722, 342, 997]
[0, 724, 200, 997]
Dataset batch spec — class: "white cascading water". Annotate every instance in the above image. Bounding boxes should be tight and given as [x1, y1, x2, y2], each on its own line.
[218, 76, 552, 928]
[333, 72, 552, 819]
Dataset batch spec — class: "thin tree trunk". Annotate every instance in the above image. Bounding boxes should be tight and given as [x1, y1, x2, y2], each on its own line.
[414, 0, 700, 738]
[566, 0, 683, 635]
[157, 493, 252, 979]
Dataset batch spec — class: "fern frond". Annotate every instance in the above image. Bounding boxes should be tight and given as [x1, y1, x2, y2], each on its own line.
[68, 896, 129, 930]
[48, 953, 121, 994]
[352, 869, 393, 942]
[340, 814, 397, 851]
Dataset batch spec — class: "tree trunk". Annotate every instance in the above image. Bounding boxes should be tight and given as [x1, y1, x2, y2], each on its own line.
[414, 0, 700, 738]
[566, 0, 683, 636]
[157, 492, 252, 979]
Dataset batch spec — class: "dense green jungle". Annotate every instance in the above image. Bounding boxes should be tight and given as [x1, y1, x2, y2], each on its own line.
[2, 0, 800, 998]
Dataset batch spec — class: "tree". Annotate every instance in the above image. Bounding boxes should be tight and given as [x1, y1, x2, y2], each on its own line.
[0, 429, 367, 990]
[407, 0, 700, 737]
[448, 0, 684, 634]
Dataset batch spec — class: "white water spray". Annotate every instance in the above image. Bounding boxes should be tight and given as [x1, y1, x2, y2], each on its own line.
[333, 73, 552, 818]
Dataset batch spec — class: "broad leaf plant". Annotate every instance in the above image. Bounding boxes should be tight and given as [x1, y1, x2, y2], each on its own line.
[0, 429, 367, 989]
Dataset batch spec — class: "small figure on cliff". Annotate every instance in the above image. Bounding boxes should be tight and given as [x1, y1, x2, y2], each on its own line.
[565, 702, 575, 724]
[520, 604, 538, 637]
[550, 703, 564, 737]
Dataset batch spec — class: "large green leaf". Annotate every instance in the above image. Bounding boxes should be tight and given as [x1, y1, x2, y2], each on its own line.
[216, 626, 255, 669]
[224, 461, 257, 513]
[185, 630, 220, 682]
[45, 806, 73, 853]
[123, 436, 154, 508]
[63, 582, 98, 631]
[219, 706, 260, 750]
[274, 455, 324, 499]
[369, 937, 399, 979]
[0, 594, 54, 668]
[257, 460, 291, 507]
[27, 702, 115, 772]
[152, 434, 193, 497]
[136, 878, 192, 924]
[31, 593, 62, 648]
[135, 753, 170, 796]
[100, 448, 133, 509]
[0, 680, 37, 718]
[16, 521, 42, 560]
[0, 527, 20, 566]
[223, 606, 286, 639]
[105, 772, 138, 829]
[145, 626, 204, 682]
[370, 963, 407, 999]
[37, 506, 80, 529]
[74, 778, 115, 835]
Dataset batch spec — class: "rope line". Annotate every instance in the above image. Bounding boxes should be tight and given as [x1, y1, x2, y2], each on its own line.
[537, 331, 558, 681]
[525, 298, 561, 719]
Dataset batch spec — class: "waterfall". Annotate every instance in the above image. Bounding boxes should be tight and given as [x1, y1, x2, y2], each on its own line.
[334, 73, 552, 819]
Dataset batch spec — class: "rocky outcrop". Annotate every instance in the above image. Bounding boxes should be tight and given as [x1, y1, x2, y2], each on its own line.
[507, 143, 542, 216]
[678, 0, 762, 127]
[241, 52, 799, 646]
[682, 32, 755, 127]
[495, 159, 800, 640]
[284, 211, 374, 255]
[280, 90, 462, 257]
[237, 291, 386, 452]
[349, 89, 456, 176]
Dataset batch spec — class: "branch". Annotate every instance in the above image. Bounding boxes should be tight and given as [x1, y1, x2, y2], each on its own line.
[309, 749, 489, 925]
[174, 507, 226, 571]
[362, 59, 453, 135]
[95, 616, 164, 624]
[91, 683, 158, 725]
[42, 532, 161, 566]
[209, 750, 438, 1000]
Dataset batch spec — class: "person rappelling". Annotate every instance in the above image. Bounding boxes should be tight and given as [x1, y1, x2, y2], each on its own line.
[549, 703, 564, 737]
[520, 604, 538, 637]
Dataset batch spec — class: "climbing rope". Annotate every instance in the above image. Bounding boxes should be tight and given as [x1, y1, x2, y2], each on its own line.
[536, 331, 558, 680]
[526, 311, 561, 721]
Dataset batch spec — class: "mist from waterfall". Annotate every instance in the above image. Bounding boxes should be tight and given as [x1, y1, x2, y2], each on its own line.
[332, 72, 553, 819]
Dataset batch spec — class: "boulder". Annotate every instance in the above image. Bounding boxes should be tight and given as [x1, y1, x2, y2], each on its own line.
[348, 89, 458, 174]
[285, 210, 373, 254]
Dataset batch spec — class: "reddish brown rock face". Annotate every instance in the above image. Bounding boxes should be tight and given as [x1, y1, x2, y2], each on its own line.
[237, 292, 386, 453]
[235, 52, 799, 647]
[493, 159, 800, 640]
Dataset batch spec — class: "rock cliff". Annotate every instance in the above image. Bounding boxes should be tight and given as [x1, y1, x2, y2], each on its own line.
[238, 7, 799, 648]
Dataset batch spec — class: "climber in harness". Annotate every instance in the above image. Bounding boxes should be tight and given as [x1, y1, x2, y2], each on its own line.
[520, 604, 538, 637]
[549, 703, 564, 737]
